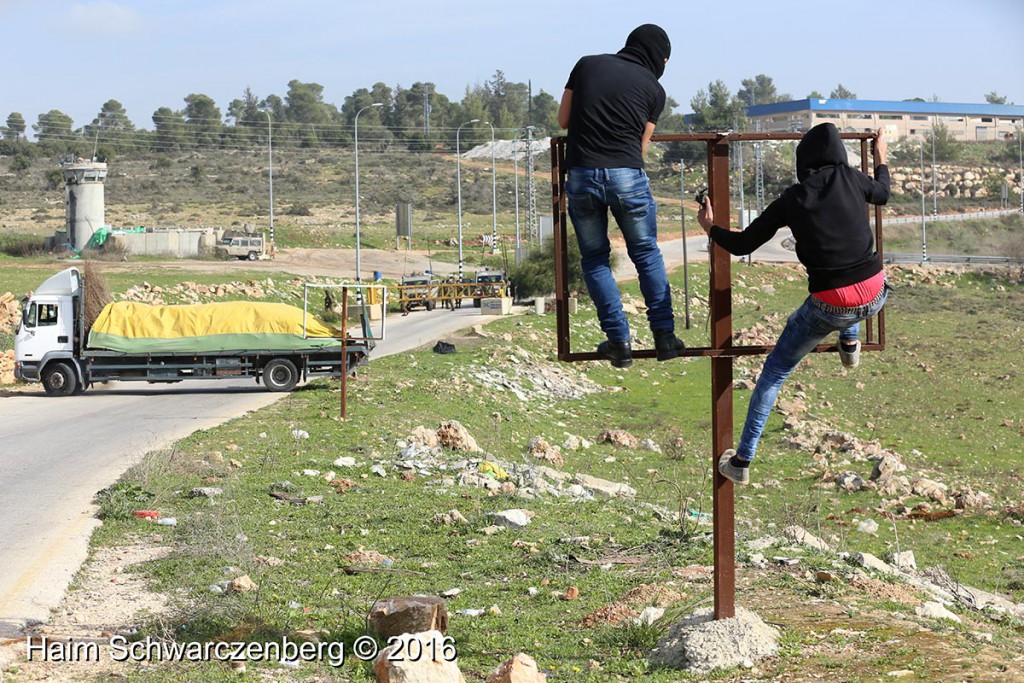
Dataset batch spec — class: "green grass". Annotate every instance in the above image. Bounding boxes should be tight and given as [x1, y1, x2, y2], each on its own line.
[5, 260, 1024, 680]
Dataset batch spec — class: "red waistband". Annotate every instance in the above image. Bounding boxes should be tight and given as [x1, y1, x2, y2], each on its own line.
[812, 271, 885, 307]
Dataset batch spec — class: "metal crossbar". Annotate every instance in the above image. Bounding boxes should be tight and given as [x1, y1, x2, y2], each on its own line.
[550, 131, 886, 620]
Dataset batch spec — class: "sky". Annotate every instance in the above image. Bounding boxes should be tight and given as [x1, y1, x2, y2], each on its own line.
[2, 0, 1023, 138]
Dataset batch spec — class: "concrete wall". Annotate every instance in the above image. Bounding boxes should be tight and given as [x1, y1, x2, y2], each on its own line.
[110, 229, 218, 258]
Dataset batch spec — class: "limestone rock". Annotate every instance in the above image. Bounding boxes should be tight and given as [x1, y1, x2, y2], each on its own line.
[228, 575, 257, 593]
[373, 630, 464, 682]
[369, 596, 449, 639]
[890, 550, 917, 572]
[598, 429, 639, 449]
[527, 437, 564, 468]
[433, 509, 469, 526]
[492, 509, 533, 530]
[915, 601, 961, 623]
[782, 526, 831, 551]
[409, 426, 440, 448]
[852, 552, 897, 575]
[574, 473, 636, 499]
[835, 472, 864, 492]
[438, 421, 482, 452]
[648, 606, 780, 673]
[485, 652, 547, 683]
[912, 478, 948, 504]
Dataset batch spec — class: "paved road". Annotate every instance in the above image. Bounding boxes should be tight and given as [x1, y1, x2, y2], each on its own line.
[0, 306, 501, 636]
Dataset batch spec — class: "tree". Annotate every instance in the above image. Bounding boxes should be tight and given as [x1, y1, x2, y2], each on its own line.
[152, 107, 188, 151]
[82, 100, 135, 152]
[927, 121, 960, 162]
[689, 80, 743, 131]
[737, 74, 781, 107]
[33, 110, 74, 142]
[4, 112, 26, 140]
[227, 87, 263, 125]
[806, 90, 824, 99]
[529, 90, 559, 134]
[183, 94, 222, 148]
[829, 84, 856, 100]
[985, 91, 1010, 105]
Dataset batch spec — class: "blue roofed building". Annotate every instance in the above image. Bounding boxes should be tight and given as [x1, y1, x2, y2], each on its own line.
[735, 99, 1023, 141]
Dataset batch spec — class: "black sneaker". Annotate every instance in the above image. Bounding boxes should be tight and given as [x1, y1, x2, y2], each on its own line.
[597, 339, 633, 368]
[653, 329, 685, 361]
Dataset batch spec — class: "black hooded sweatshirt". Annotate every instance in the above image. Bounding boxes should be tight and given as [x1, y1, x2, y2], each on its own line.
[564, 24, 670, 169]
[709, 122, 891, 293]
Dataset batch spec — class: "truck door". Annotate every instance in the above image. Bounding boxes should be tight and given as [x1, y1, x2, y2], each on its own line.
[15, 298, 74, 363]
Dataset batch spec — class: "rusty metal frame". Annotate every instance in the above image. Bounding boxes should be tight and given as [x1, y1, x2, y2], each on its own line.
[551, 132, 886, 362]
[551, 131, 886, 620]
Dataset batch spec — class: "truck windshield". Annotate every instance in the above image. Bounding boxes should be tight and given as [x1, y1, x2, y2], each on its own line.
[23, 302, 36, 329]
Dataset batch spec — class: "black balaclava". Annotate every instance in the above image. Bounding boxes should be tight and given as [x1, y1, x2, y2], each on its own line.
[796, 122, 849, 182]
[617, 24, 671, 80]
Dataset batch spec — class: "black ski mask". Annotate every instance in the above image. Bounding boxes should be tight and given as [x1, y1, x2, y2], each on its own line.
[617, 24, 671, 80]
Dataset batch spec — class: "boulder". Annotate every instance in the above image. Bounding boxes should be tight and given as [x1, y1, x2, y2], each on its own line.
[485, 653, 547, 683]
[492, 509, 533, 530]
[369, 596, 449, 639]
[374, 630, 464, 682]
[438, 421, 482, 453]
[598, 429, 639, 449]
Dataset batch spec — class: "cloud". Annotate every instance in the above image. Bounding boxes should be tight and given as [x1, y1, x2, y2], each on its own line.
[60, 1, 143, 37]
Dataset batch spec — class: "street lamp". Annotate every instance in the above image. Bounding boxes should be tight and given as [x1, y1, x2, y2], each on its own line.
[354, 103, 383, 286]
[920, 140, 928, 264]
[264, 111, 274, 248]
[513, 130, 521, 253]
[456, 118, 480, 281]
[483, 121, 498, 254]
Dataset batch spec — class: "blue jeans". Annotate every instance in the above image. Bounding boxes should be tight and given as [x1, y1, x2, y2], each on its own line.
[736, 289, 888, 461]
[566, 167, 673, 342]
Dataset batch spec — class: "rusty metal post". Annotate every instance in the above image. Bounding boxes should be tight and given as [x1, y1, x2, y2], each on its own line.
[341, 286, 348, 419]
[551, 138, 571, 360]
[709, 138, 736, 620]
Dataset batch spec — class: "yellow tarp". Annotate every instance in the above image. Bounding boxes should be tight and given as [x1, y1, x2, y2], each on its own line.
[89, 301, 341, 353]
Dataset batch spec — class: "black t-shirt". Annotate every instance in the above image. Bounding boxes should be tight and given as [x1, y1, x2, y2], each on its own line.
[564, 53, 666, 169]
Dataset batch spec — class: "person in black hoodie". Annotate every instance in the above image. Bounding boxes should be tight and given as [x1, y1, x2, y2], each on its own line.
[557, 24, 684, 368]
[697, 122, 890, 485]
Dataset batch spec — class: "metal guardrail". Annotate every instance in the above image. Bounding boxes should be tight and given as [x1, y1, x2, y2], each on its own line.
[885, 208, 1021, 225]
[885, 253, 1024, 265]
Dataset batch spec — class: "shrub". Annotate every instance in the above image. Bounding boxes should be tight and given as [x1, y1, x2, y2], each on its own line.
[508, 234, 605, 299]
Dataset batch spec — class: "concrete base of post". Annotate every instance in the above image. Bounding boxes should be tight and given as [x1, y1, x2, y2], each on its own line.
[648, 606, 779, 674]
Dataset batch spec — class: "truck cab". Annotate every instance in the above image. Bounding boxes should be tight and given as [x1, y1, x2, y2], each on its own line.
[14, 268, 83, 394]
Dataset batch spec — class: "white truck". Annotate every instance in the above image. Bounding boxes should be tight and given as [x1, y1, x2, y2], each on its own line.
[14, 268, 371, 396]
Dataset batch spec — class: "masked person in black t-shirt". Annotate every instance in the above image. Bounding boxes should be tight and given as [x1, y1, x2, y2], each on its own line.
[558, 24, 684, 369]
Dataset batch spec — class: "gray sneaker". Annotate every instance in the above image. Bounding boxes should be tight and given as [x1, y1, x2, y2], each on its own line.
[718, 449, 750, 486]
[839, 340, 861, 369]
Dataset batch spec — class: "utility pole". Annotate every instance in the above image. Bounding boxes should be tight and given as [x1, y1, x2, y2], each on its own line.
[423, 90, 431, 136]
[920, 141, 928, 264]
[754, 120, 765, 213]
[526, 126, 538, 247]
[931, 116, 938, 215]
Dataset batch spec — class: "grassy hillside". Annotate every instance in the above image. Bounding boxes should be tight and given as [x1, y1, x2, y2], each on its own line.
[4, 260, 1020, 681]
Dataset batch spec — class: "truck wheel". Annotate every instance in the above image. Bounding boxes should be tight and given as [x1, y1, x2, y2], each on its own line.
[247, 251, 258, 261]
[263, 358, 299, 392]
[42, 362, 78, 397]
[473, 298, 481, 308]
[425, 300, 435, 311]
